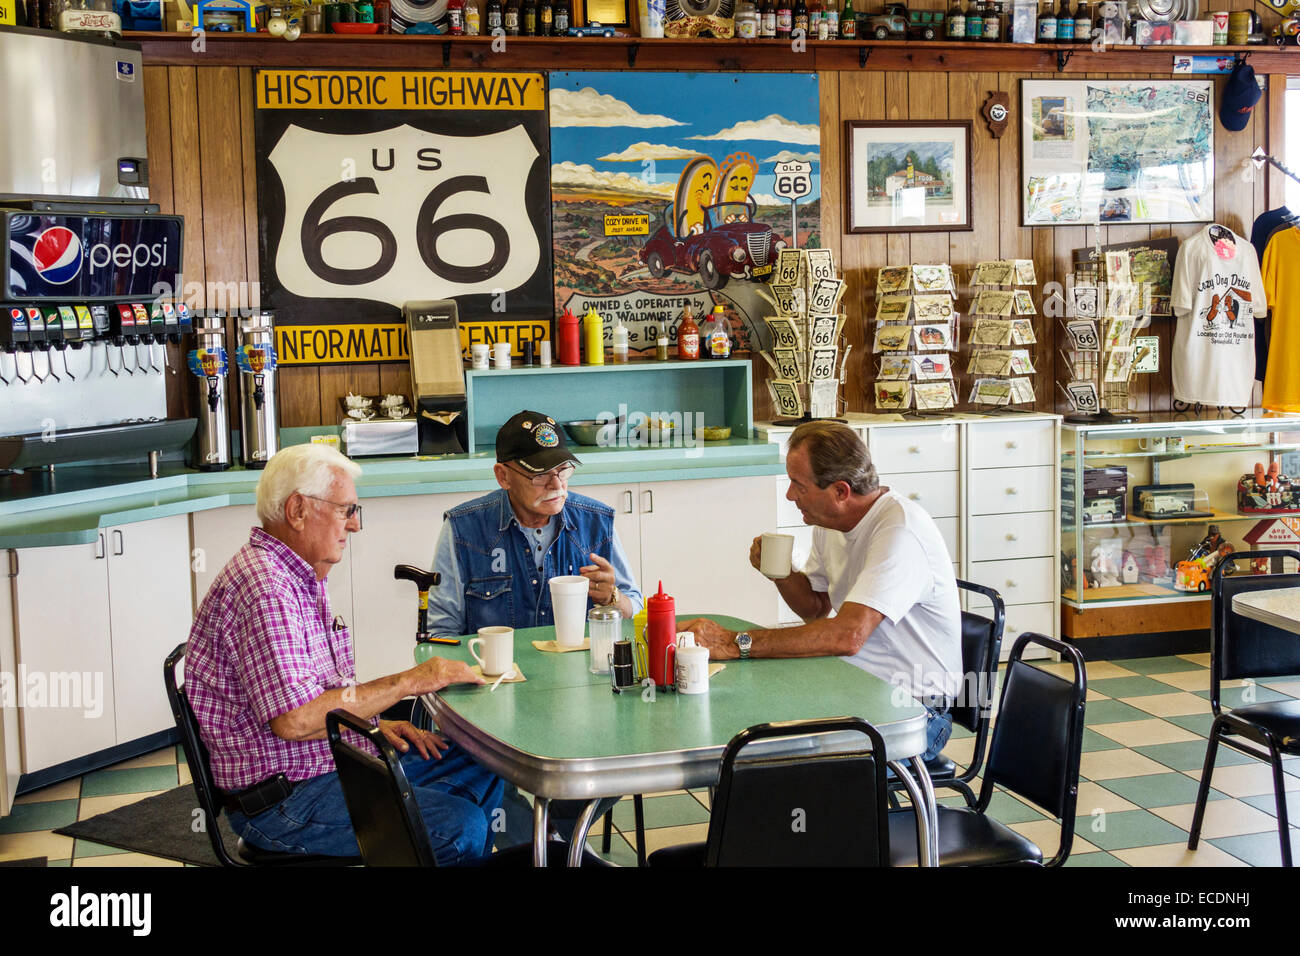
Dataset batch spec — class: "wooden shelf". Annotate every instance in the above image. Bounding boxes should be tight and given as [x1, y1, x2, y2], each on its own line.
[125, 31, 1300, 72]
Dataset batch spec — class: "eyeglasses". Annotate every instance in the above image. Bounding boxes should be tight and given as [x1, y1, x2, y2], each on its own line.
[507, 463, 576, 486]
[302, 494, 362, 521]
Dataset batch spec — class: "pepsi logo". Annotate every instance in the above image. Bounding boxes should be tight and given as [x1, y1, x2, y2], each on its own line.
[32, 227, 84, 286]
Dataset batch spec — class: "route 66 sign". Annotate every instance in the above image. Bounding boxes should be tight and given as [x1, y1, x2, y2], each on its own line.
[256, 71, 552, 333]
[773, 160, 813, 201]
[810, 347, 837, 381]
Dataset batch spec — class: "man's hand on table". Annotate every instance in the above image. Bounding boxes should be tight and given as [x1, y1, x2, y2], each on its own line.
[678, 617, 739, 660]
[378, 719, 449, 760]
[405, 656, 484, 696]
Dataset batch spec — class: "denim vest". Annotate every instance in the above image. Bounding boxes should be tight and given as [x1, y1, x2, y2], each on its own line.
[446, 488, 616, 634]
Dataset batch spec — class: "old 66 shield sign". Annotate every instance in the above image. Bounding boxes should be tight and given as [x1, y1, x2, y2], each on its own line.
[256, 70, 553, 350]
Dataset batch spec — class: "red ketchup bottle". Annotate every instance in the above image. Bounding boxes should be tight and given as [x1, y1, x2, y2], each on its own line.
[645, 580, 677, 688]
[557, 308, 581, 366]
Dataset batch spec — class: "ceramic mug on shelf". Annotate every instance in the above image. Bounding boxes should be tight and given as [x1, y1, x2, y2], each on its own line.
[1138, 436, 1166, 454]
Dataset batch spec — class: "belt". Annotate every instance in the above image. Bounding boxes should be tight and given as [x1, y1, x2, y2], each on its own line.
[220, 778, 296, 814]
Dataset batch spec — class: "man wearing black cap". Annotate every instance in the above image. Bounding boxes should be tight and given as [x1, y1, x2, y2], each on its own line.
[427, 409, 642, 642]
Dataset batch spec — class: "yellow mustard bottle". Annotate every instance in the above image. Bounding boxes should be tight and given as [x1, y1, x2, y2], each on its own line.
[583, 308, 605, 365]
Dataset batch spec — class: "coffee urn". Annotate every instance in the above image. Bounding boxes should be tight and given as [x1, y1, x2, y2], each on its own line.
[187, 312, 232, 471]
[236, 311, 280, 469]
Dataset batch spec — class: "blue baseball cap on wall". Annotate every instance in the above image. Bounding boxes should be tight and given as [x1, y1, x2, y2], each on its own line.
[1220, 60, 1262, 133]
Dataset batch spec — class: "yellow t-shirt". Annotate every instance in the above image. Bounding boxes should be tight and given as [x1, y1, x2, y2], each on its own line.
[1263, 228, 1300, 413]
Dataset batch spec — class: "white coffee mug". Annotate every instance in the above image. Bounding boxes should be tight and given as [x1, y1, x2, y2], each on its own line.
[675, 645, 710, 695]
[493, 342, 511, 369]
[1138, 436, 1166, 454]
[549, 575, 591, 646]
[470, 344, 490, 369]
[469, 625, 514, 677]
[760, 532, 795, 579]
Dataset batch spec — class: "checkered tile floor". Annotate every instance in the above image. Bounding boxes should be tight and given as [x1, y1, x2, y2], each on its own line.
[3, 652, 1298, 866]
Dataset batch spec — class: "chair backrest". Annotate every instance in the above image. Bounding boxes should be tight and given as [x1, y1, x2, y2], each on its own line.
[163, 642, 242, 868]
[952, 579, 1006, 733]
[705, 717, 889, 867]
[981, 632, 1086, 867]
[326, 709, 435, 867]
[1211, 551, 1300, 707]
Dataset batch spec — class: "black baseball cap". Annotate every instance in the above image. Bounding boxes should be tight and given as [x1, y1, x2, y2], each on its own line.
[495, 410, 581, 474]
[1220, 60, 1261, 133]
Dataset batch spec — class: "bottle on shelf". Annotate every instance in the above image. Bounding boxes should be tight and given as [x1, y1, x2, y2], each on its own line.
[504, 0, 520, 34]
[486, 0, 502, 32]
[463, 0, 480, 33]
[704, 305, 732, 359]
[677, 304, 700, 360]
[947, 0, 966, 39]
[521, 0, 535, 33]
[984, 0, 1002, 39]
[583, 308, 604, 365]
[1073, 0, 1090, 43]
[736, 0, 759, 36]
[374, 0, 393, 31]
[824, 0, 840, 38]
[553, 0, 570, 33]
[539, 0, 553, 33]
[447, 0, 465, 33]
[357, 0, 376, 23]
[611, 317, 629, 364]
[1055, 0, 1073, 40]
[760, 0, 777, 35]
[966, 0, 984, 39]
[792, 0, 808, 35]
[1037, 0, 1056, 42]
[557, 308, 581, 366]
[776, 0, 793, 38]
[811, 0, 825, 39]
[839, 0, 855, 37]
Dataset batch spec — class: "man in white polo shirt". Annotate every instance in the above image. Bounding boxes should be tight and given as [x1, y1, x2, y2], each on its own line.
[680, 421, 962, 759]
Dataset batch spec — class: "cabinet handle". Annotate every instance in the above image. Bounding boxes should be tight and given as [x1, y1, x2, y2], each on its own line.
[908, 492, 922, 501]
[95, 532, 106, 560]
[1007, 625, 1019, 635]
[112, 529, 124, 556]
[643, 489, 654, 513]
[1006, 579, 1018, 588]
[1006, 487, 1018, 495]
[1006, 441, 1018, 450]
[908, 446, 921, 454]
[1005, 533, 1018, 542]
[623, 490, 633, 514]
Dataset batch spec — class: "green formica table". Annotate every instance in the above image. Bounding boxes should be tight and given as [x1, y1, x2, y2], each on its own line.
[415, 615, 938, 867]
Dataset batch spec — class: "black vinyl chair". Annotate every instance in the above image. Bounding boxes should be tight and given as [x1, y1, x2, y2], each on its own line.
[647, 716, 891, 867]
[325, 709, 612, 867]
[889, 631, 1086, 867]
[1188, 549, 1300, 868]
[163, 643, 357, 867]
[890, 579, 1005, 807]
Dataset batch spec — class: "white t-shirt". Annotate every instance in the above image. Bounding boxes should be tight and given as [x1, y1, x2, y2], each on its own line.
[802, 490, 962, 700]
[1171, 225, 1266, 407]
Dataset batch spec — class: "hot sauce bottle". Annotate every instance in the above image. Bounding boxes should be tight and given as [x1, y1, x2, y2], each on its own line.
[677, 304, 700, 360]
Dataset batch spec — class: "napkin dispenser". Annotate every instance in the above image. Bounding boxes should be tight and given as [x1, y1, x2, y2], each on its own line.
[404, 300, 468, 455]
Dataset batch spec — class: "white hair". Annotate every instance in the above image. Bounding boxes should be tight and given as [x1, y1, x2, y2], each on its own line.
[256, 443, 362, 526]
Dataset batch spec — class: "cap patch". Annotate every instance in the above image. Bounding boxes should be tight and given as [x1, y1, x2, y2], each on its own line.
[535, 423, 559, 447]
[521, 420, 533, 430]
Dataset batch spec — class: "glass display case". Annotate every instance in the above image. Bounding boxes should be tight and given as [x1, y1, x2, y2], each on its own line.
[1062, 414, 1300, 609]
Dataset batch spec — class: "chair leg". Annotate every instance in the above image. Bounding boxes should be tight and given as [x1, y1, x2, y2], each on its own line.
[1269, 749, 1293, 867]
[949, 778, 977, 808]
[633, 794, 647, 868]
[601, 809, 613, 854]
[1188, 720, 1224, 850]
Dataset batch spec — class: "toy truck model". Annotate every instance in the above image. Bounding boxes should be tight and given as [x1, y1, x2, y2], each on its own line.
[908, 8, 944, 39]
[1141, 493, 1188, 516]
[866, 2, 909, 38]
[1084, 499, 1117, 522]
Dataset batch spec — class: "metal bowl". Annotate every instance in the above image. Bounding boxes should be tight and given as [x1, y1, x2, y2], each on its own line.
[563, 420, 618, 446]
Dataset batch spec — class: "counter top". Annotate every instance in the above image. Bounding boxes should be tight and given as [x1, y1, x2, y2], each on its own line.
[0, 438, 783, 549]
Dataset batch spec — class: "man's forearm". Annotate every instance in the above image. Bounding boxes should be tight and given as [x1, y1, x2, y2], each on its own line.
[773, 571, 831, 621]
[271, 671, 412, 742]
[745, 618, 864, 659]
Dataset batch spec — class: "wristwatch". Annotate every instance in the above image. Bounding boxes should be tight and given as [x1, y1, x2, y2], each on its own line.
[735, 632, 752, 660]
[604, 585, 621, 608]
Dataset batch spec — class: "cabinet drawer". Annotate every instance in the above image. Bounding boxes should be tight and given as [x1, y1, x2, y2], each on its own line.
[969, 512, 1054, 562]
[966, 557, 1056, 606]
[878, 470, 960, 519]
[1000, 603, 1057, 661]
[969, 465, 1055, 515]
[869, 424, 959, 474]
[968, 420, 1055, 470]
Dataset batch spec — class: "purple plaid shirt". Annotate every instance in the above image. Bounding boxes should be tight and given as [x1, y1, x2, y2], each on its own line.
[186, 528, 359, 792]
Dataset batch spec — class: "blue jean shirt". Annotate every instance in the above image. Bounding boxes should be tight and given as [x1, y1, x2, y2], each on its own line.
[427, 488, 643, 638]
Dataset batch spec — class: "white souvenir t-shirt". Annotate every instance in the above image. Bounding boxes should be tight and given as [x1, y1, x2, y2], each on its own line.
[1171, 225, 1267, 407]
[802, 490, 962, 701]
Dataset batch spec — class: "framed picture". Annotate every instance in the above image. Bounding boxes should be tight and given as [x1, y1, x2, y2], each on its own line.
[1020, 79, 1214, 227]
[844, 120, 973, 234]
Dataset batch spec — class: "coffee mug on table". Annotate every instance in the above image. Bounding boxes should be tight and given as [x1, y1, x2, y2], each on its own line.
[760, 532, 795, 579]
[469, 626, 514, 676]
[675, 645, 710, 695]
[549, 575, 591, 646]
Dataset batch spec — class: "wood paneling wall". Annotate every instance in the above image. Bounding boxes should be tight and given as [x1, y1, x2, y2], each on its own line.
[145, 60, 1284, 427]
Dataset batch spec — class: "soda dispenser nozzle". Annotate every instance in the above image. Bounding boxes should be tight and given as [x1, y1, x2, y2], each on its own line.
[103, 341, 119, 377]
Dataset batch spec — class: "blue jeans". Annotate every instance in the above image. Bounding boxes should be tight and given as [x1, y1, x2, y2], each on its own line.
[227, 742, 505, 865]
[923, 705, 953, 762]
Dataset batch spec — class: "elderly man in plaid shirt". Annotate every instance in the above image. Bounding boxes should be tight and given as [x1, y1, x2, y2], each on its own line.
[185, 443, 503, 864]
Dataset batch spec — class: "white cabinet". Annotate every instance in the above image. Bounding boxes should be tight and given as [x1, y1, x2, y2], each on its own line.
[346, 493, 476, 683]
[10, 514, 192, 774]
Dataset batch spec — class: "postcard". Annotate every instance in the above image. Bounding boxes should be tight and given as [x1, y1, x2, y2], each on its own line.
[912, 264, 954, 293]
[971, 318, 1014, 347]
[769, 379, 804, 418]
[775, 249, 806, 287]
[1012, 290, 1037, 315]
[873, 324, 913, 353]
[914, 381, 956, 411]
[806, 249, 835, 283]
[913, 294, 955, 320]
[1014, 259, 1038, 285]
[875, 295, 913, 322]
[878, 354, 914, 380]
[1065, 320, 1100, 351]
[874, 380, 912, 410]
[973, 261, 1016, 286]
[1010, 318, 1038, 345]
[973, 290, 1015, 315]
[914, 324, 953, 351]
[876, 266, 911, 295]
[765, 316, 802, 351]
